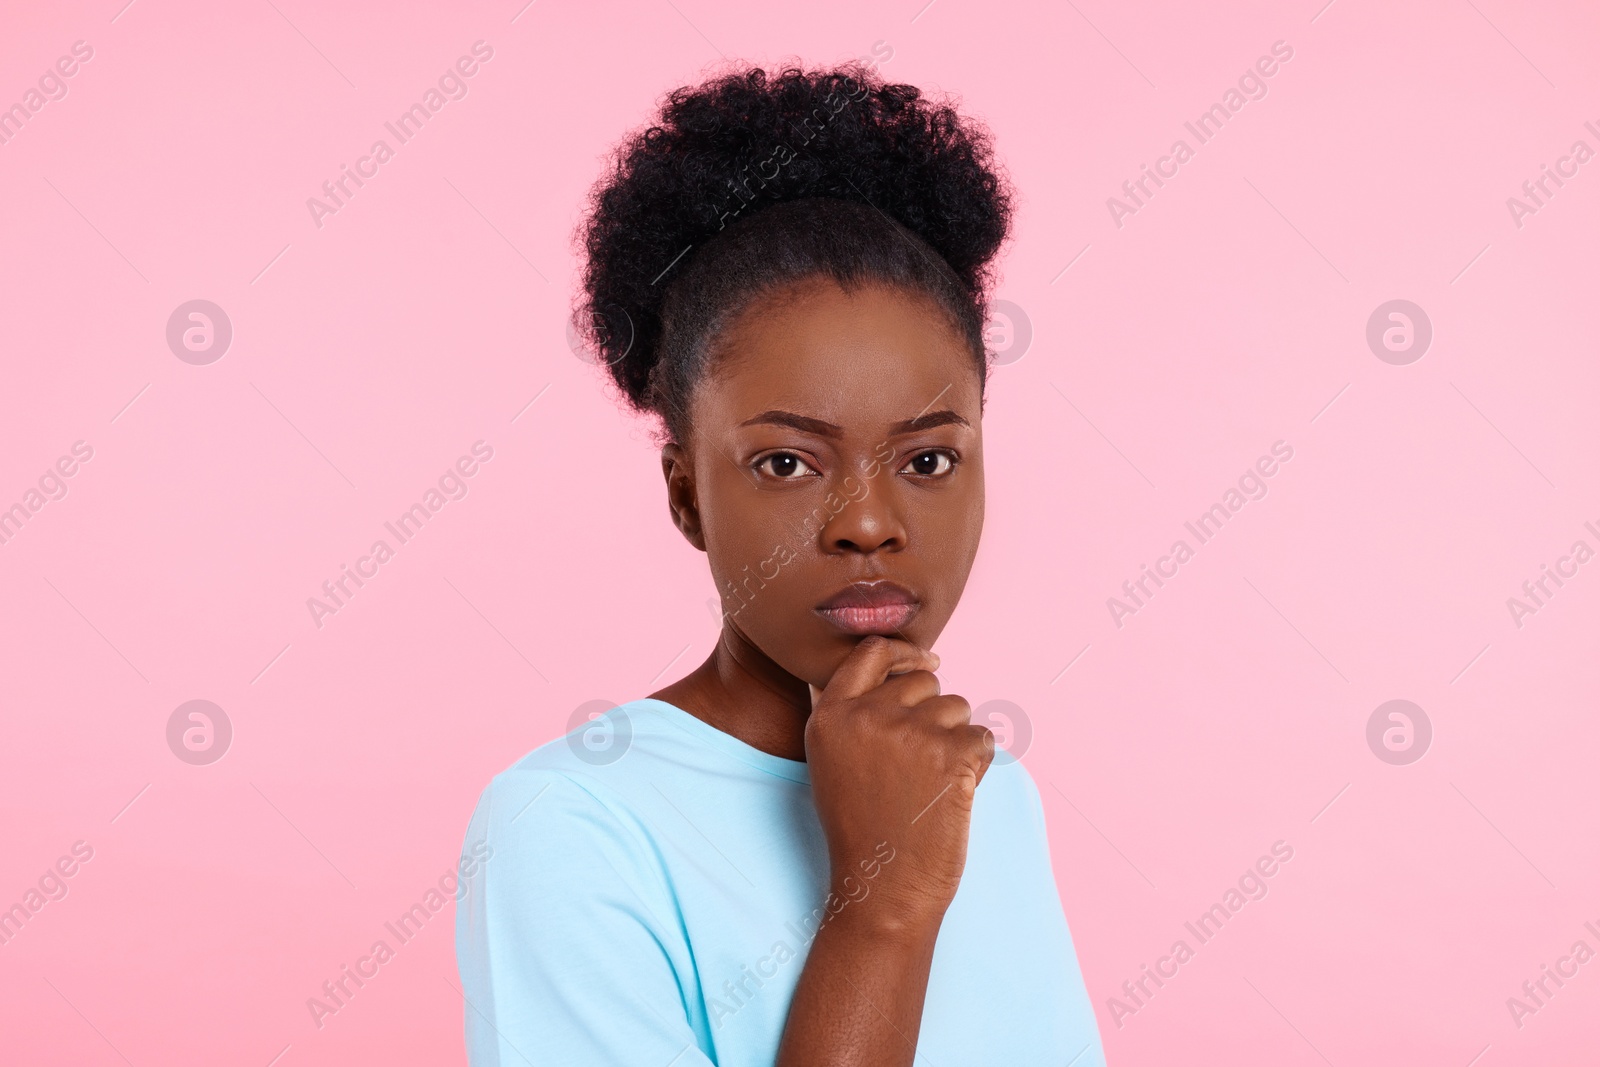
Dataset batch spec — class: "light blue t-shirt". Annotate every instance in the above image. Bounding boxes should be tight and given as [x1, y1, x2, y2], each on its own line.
[455, 697, 1106, 1065]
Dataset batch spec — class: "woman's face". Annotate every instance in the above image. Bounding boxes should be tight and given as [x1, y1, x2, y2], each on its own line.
[664, 276, 985, 691]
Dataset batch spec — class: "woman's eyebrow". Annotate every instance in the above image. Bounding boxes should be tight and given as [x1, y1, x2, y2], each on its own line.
[891, 410, 970, 434]
[738, 409, 971, 437]
[739, 410, 841, 437]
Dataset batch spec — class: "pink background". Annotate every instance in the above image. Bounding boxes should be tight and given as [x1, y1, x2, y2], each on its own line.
[2, 0, 1597, 1063]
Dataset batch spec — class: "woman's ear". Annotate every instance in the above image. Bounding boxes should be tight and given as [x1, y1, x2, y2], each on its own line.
[661, 443, 706, 552]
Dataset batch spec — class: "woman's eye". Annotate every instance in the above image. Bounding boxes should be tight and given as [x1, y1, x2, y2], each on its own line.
[755, 452, 816, 479]
[901, 450, 956, 477]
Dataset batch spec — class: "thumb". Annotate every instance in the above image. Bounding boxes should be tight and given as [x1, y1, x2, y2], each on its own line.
[808, 682, 824, 711]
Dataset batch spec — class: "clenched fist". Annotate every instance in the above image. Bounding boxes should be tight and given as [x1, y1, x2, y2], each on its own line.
[804, 635, 995, 934]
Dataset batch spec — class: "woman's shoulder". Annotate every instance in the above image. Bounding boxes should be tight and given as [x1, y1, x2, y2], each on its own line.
[970, 754, 1055, 855]
[460, 702, 688, 908]
[474, 699, 660, 812]
[466, 696, 721, 856]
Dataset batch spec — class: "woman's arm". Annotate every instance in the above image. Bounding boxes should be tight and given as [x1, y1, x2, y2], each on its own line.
[455, 769, 719, 1067]
[776, 635, 994, 1066]
[775, 899, 943, 1065]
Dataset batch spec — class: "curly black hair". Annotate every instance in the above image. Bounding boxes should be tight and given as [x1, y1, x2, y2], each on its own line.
[572, 58, 1015, 445]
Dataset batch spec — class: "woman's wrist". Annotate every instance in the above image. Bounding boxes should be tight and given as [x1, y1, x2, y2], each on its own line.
[778, 895, 944, 1067]
[820, 890, 946, 950]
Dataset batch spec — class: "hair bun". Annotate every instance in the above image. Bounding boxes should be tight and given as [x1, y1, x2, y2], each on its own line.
[574, 58, 1014, 422]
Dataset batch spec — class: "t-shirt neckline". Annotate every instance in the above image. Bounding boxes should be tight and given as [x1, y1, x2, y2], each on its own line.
[634, 697, 812, 784]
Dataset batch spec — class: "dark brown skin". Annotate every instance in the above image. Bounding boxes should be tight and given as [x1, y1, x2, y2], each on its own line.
[650, 276, 995, 1065]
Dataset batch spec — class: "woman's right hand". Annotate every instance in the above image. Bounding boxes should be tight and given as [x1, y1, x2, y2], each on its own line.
[803, 634, 996, 935]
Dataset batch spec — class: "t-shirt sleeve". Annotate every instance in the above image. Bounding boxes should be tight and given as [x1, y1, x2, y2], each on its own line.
[454, 767, 716, 1067]
[1006, 759, 1070, 899]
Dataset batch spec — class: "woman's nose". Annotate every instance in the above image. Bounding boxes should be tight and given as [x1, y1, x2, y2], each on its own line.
[819, 477, 906, 554]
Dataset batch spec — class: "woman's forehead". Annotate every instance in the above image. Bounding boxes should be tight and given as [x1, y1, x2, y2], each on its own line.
[696, 280, 981, 423]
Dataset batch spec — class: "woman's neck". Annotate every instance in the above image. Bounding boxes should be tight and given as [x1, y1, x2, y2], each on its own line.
[649, 625, 812, 762]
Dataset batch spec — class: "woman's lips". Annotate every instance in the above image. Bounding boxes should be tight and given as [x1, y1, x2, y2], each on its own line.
[815, 602, 920, 634]
[814, 581, 920, 635]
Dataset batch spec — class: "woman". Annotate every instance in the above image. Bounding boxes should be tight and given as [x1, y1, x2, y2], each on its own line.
[456, 60, 1106, 1065]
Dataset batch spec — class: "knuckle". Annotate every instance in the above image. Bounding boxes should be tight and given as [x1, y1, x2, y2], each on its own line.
[889, 671, 933, 703]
